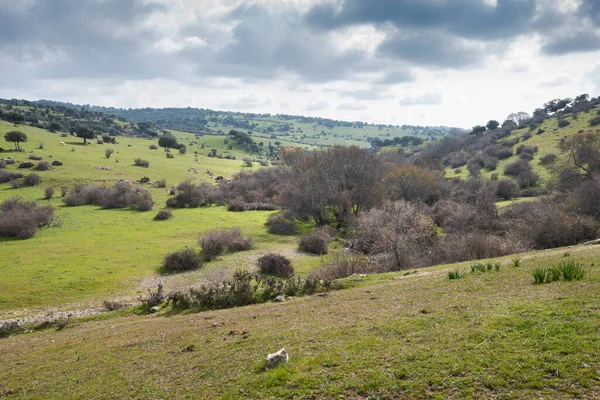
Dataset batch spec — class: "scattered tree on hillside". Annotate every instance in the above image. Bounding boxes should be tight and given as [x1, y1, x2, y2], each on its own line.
[506, 112, 530, 127]
[558, 132, 600, 182]
[75, 125, 96, 144]
[470, 125, 486, 136]
[486, 120, 499, 131]
[158, 133, 178, 150]
[4, 130, 27, 150]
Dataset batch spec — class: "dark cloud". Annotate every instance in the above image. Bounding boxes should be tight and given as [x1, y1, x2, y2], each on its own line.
[579, 0, 600, 26]
[204, 3, 373, 82]
[541, 30, 600, 55]
[378, 31, 484, 68]
[0, 0, 167, 82]
[306, 0, 536, 41]
[375, 70, 414, 84]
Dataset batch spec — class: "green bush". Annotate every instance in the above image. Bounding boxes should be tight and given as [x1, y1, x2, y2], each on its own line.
[448, 268, 463, 280]
[532, 267, 547, 284]
[559, 261, 585, 281]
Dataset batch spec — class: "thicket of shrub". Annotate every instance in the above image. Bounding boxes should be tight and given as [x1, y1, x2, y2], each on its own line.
[162, 248, 202, 272]
[299, 227, 332, 254]
[34, 161, 51, 171]
[265, 214, 298, 235]
[134, 158, 149, 167]
[44, 186, 55, 200]
[198, 227, 253, 260]
[227, 200, 277, 212]
[257, 253, 294, 278]
[153, 209, 173, 220]
[309, 253, 369, 280]
[168, 269, 332, 311]
[0, 171, 23, 183]
[64, 181, 153, 211]
[166, 179, 221, 208]
[0, 197, 54, 239]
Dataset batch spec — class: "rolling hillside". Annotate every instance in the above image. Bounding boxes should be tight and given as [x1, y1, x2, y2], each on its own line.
[36, 99, 465, 149]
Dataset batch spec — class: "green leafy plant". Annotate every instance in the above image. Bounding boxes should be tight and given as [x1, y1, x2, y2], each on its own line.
[559, 261, 585, 281]
[511, 257, 521, 268]
[532, 267, 547, 284]
[448, 268, 463, 280]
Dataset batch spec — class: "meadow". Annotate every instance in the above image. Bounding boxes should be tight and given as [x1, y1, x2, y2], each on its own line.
[0, 121, 324, 316]
[0, 244, 598, 398]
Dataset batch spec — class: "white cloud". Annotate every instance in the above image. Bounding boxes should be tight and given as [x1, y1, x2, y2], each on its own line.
[399, 91, 443, 106]
[539, 73, 575, 87]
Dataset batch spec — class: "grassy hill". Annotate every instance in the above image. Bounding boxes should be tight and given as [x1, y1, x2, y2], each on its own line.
[0, 120, 319, 314]
[0, 245, 598, 398]
[36, 99, 465, 149]
[440, 100, 600, 187]
[2, 96, 600, 399]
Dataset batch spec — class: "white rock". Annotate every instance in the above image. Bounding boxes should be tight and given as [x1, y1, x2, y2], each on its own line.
[266, 348, 288, 368]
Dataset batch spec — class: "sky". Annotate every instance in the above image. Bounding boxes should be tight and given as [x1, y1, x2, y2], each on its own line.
[1, 0, 599, 128]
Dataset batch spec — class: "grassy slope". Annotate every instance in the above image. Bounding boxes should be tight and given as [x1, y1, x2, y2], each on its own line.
[0, 245, 599, 399]
[445, 108, 600, 182]
[0, 121, 327, 314]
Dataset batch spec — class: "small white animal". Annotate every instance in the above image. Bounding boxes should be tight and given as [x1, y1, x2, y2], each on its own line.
[58, 141, 65, 146]
[266, 348, 289, 368]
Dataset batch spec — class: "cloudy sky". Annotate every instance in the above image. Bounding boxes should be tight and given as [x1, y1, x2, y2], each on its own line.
[1, 0, 599, 128]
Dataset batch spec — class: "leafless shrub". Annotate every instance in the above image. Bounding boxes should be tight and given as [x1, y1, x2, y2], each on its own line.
[0, 197, 54, 239]
[103, 300, 125, 311]
[153, 209, 173, 220]
[64, 182, 153, 211]
[242, 157, 253, 167]
[309, 252, 369, 280]
[163, 248, 202, 272]
[34, 161, 51, 171]
[495, 179, 518, 200]
[199, 227, 253, 260]
[44, 186, 55, 200]
[0, 171, 23, 183]
[227, 200, 277, 212]
[166, 179, 219, 208]
[257, 253, 294, 278]
[105, 148, 114, 159]
[134, 158, 149, 167]
[154, 179, 167, 188]
[266, 214, 298, 235]
[504, 159, 531, 177]
[51, 160, 63, 166]
[516, 145, 538, 155]
[503, 201, 598, 249]
[18, 162, 34, 169]
[24, 173, 41, 186]
[299, 227, 332, 255]
[539, 153, 557, 166]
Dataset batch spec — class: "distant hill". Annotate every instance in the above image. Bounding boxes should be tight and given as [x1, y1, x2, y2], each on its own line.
[0, 98, 165, 139]
[35, 99, 466, 148]
[418, 93, 600, 193]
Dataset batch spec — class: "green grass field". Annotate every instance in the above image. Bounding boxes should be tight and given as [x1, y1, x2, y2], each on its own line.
[0, 121, 328, 315]
[0, 244, 598, 398]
